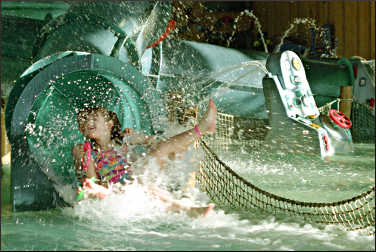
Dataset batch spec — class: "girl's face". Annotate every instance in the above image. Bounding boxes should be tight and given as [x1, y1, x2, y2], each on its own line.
[78, 111, 113, 140]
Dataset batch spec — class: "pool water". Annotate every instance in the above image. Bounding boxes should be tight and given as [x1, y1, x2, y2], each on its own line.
[1, 143, 375, 251]
[222, 142, 375, 203]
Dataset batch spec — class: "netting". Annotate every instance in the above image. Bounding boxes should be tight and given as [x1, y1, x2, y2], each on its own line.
[192, 107, 374, 235]
[167, 89, 374, 234]
[200, 112, 266, 151]
[351, 100, 375, 143]
[195, 138, 375, 235]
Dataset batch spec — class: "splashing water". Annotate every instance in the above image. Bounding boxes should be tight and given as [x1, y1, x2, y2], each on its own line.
[167, 59, 269, 115]
[61, 139, 213, 223]
[2, 140, 373, 250]
[64, 182, 171, 224]
[273, 17, 316, 54]
[226, 9, 268, 53]
[273, 17, 337, 58]
[222, 8, 337, 58]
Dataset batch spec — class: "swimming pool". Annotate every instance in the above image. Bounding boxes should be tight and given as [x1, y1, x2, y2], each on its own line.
[1, 142, 374, 251]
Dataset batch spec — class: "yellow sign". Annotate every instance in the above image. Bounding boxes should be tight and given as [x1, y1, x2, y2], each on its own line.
[292, 58, 301, 70]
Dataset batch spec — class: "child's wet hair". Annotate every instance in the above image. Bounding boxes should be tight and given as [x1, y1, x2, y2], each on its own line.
[77, 106, 123, 145]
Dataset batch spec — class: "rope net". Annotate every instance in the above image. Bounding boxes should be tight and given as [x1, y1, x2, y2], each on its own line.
[350, 100, 375, 143]
[193, 110, 374, 235]
[167, 91, 374, 234]
[196, 138, 375, 235]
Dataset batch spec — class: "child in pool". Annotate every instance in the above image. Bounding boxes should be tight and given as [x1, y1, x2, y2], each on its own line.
[72, 99, 217, 217]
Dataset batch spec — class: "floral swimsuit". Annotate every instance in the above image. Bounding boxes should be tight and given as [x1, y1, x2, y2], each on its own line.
[89, 146, 133, 185]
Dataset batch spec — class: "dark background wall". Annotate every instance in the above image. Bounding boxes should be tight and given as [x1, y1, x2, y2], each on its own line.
[171, 1, 375, 59]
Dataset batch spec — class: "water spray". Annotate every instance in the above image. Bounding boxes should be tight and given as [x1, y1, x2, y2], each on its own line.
[227, 9, 268, 53]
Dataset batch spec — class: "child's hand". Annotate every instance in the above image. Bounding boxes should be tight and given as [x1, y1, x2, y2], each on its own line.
[82, 178, 109, 200]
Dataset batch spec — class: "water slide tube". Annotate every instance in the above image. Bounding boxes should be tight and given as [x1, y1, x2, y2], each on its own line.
[5, 1, 169, 211]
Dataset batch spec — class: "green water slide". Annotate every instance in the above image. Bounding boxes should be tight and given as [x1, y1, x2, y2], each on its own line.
[4, 1, 169, 211]
[6, 52, 164, 211]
